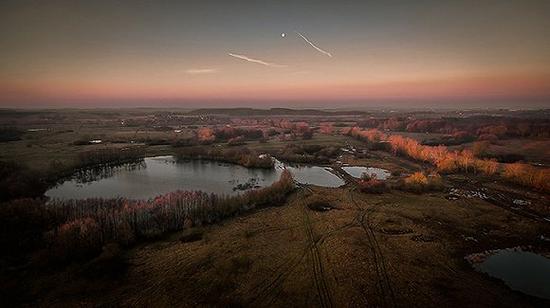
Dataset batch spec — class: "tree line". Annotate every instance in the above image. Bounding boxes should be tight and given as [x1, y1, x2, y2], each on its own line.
[346, 127, 550, 192]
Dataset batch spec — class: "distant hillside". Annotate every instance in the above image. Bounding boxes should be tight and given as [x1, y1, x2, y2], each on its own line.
[187, 108, 367, 116]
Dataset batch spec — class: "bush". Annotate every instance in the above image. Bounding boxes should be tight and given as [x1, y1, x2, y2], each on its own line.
[472, 141, 489, 157]
[47, 217, 102, 261]
[399, 172, 443, 193]
[358, 177, 388, 193]
[502, 163, 550, 192]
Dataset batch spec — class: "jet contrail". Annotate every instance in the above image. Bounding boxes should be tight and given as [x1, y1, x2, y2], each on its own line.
[185, 68, 217, 74]
[228, 53, 286, 67]
[295, 31, 332, 57]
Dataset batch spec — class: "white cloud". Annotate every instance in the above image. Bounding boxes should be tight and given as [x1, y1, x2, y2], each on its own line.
[228, 53, 286, 67]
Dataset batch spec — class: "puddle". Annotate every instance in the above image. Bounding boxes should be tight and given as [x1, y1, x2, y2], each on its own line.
[307, 201, 334, 212]
[467, 248, 550, 299]
[342, 166, 390, 180]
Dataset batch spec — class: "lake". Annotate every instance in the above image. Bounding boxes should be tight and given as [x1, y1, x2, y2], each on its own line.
[46, 156, 345, 200]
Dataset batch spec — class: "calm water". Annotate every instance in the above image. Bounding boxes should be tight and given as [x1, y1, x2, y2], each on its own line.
[474, 249, 550, 299]
[46, 156, 345, 200]
[283, 164, 345, 188]
[46, 156, 280, 199]
[342, 166, 390, 180]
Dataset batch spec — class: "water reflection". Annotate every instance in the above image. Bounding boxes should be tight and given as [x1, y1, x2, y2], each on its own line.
[342, 166, 390, 180]
[46, 156, 346, 200]
[73, 160, 146, 183]
[470, 249, 550, 299]
[285, 164, 345, 187]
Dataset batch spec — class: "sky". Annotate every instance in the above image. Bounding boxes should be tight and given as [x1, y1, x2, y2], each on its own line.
[1, 0, 549, 108]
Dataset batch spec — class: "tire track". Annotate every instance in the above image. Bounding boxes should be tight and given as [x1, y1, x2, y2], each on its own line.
[247, 189, 326, 306]
[302, 202, 334, 308]
[349, 189, 397, 307]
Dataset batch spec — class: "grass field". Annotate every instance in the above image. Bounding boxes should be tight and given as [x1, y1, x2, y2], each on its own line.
[23, 185, 549, 307]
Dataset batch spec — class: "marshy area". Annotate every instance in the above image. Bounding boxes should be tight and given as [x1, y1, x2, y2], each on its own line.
[0, 108, 549, 307]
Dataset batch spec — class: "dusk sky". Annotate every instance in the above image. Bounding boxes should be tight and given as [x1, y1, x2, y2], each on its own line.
[1, 0, 549, 108]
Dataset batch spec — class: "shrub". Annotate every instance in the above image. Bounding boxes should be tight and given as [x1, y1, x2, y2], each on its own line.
[473, 159, 499, 175]
[472, 141, 489, 157]
[358, 177, 387, 193]
[196, 127, 216, 144]
[48, 217, 102, 260]
[503, 163, 550, 192]
[400, 172, 443, 193]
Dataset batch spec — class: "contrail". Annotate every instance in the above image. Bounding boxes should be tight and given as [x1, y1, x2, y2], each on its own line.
[185, 68, 217, 74]
[295, 31, 332, 57]
[228, 53, 286, 67]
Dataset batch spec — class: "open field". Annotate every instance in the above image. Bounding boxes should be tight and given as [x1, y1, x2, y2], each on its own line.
[15, 186, 550, 307]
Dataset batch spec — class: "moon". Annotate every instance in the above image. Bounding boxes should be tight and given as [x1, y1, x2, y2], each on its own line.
[281, 33, 286, 38]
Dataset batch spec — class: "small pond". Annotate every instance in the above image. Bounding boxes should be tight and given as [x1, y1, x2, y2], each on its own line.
[471, 249, 550, 299]
[46, 156, 345, 200]
[282, 163, 345, 188]
[342, 166, 390, 180]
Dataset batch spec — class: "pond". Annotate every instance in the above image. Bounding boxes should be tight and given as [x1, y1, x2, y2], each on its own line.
[342, 166, 390, 180]
[46, 156, 281, 199]
[470, 249, 550, 299]
[46, 156, 345, 200]
[281, 163, 345, 188]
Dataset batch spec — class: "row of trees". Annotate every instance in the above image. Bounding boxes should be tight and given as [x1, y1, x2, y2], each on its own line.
[502, 163, 550, 192]
[346, 127, 549, 192]
[276, 144, 340, 164]
[1, 170, 294, 261]
[356, 116, 550, 139]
